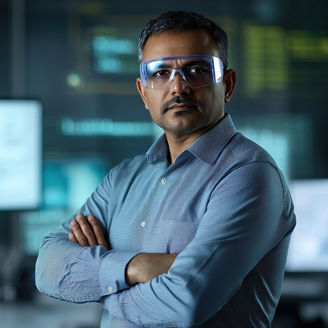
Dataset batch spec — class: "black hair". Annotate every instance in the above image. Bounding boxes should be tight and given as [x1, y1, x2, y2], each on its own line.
[138, 11, 229, 70]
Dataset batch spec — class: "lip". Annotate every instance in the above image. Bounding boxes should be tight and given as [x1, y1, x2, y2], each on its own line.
[169, 103, 196, 111]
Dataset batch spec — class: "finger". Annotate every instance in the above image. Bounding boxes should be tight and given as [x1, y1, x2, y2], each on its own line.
[76, 214, 97, 247]
[70, 218, 89, 247]
[69, 232, 78, 243]
[87, 215, 110, 250]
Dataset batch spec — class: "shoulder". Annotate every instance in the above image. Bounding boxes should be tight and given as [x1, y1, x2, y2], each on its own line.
[107, 154, 148, 183]
[218, 132, 280, 173]
[228, 132, 276, 165]
[216, 132, 287, 195]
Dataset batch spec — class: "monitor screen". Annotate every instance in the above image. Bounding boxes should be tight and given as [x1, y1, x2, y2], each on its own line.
[0, 99, 42, 210]
[286, 179, 328, 272]
[20, 157, 108, 255]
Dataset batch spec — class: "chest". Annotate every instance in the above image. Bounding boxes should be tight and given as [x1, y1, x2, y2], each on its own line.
[107, 161, 217, 253]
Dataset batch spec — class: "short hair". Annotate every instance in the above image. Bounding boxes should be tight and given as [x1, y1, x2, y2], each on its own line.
[138, 11, 229, 71]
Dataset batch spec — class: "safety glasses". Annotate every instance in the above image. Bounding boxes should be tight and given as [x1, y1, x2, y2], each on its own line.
[139, 55, 224, 90]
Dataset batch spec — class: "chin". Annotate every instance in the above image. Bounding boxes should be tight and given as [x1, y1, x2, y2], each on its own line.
[165, 124, 204, 135]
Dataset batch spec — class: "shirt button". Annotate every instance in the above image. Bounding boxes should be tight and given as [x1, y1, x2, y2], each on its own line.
[140, 221, 146, 228]
[107, 286, 113, 292]
[161, 178, 167, 185]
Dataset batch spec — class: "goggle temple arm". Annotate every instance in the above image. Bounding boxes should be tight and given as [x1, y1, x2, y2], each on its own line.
[139, 64, 148, 88]
[212, 57, 224, 84]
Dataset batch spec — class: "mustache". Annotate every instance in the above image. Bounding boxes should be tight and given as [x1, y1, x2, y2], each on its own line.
[161, 96, 200, 112]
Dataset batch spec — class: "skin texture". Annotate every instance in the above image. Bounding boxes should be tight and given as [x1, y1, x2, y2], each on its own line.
[69, 214, 109, 250]
[69, 29, 237, 285]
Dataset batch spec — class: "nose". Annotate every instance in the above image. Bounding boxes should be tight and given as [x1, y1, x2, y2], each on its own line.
[169, 68, 191, 94]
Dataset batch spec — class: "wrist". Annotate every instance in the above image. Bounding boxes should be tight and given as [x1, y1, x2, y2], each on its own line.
[125, 253, 178, 285]
[125, 253, 142, 286]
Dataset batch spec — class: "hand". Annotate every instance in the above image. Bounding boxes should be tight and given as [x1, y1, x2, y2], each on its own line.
[69, 213, 109, 250]
[126, 253, 177, 285]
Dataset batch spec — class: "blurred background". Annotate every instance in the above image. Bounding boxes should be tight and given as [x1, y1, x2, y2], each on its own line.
[0, 0, 327, 327]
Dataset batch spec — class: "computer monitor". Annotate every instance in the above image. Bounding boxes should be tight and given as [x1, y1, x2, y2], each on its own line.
[286, 179, 328, 272]
[0, 99, 42, 210]
[20, 157, 108, 255]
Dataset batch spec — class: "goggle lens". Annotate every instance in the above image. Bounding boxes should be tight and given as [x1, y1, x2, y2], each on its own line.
[140, 55, 224, 89]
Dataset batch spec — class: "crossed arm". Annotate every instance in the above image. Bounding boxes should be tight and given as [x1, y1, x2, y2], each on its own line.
[36, 162, 292, 326]
[69, 213, 177, 285]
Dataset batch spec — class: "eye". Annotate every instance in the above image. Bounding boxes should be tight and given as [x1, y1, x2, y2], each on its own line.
[152, 69, 170, 78]
[187, 65, 210, 75]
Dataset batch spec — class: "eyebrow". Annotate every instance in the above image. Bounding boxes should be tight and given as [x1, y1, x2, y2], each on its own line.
[146, 58, 211, 72]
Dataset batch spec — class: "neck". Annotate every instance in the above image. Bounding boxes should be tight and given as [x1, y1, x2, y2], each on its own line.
[165, 120, 221, 164]
[166, 133, 199, 164]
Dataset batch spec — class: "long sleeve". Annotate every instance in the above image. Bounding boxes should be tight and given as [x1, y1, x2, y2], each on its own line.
[102, 162, 295, 327]
[35, 171, 138, 303]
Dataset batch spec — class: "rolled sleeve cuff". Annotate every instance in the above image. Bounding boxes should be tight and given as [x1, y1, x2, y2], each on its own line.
[99, 250, 138, 295]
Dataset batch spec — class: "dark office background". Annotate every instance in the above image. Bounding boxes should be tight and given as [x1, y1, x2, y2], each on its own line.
[0, 0, 327, 327]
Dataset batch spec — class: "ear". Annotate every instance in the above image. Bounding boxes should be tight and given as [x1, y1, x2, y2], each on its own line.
[223, 69, 237, 103]
[136, 77, 149, 110]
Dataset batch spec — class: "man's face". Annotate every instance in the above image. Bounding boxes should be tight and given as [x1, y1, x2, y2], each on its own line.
[137, 29, 235, 136]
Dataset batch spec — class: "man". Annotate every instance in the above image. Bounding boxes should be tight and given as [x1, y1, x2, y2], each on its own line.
[35, 11, 296, 327]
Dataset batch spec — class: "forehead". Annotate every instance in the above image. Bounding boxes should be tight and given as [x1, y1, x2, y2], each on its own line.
[141, 29, 220, 62]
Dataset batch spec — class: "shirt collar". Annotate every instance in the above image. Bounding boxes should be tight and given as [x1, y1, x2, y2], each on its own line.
[146, 113, 237, 165]
[187, 114, 237, 164]
[146, 134, 169, 164]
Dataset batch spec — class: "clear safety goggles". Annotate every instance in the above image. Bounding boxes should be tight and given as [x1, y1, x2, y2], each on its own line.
[139, 55, 224, 90]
